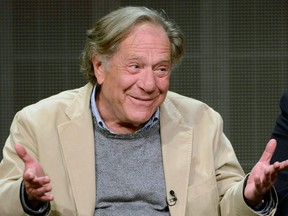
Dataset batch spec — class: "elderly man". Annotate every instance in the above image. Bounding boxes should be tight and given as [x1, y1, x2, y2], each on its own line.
[0, 6, 287, 216]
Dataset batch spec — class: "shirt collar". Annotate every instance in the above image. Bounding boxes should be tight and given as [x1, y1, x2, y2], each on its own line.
[90, 85, 159, 134]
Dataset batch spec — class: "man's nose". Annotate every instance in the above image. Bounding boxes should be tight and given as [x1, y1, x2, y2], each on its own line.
[138, 69, 156, 92]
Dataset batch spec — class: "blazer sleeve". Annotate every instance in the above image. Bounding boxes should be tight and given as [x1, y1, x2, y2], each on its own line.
[0, 111, 37, 216]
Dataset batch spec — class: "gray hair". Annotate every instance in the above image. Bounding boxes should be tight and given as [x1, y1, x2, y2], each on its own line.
[81, 6, 184, 84]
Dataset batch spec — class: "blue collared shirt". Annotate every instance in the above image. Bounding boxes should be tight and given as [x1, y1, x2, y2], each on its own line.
[90, 85, 159, 134]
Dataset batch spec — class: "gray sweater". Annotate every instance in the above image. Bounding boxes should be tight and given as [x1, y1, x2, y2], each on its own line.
[93, 120, 169, 216]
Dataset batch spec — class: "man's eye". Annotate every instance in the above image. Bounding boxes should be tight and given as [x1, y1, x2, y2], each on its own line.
[154, 66, 170, 77]
[128, 65, 140, 73]
[131, 65, 139, 69]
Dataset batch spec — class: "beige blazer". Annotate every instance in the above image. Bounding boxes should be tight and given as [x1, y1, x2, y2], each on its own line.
[0, 83, 276, 216]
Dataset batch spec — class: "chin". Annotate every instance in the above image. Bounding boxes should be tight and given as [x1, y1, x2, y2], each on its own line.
[129, 113, 153, 125]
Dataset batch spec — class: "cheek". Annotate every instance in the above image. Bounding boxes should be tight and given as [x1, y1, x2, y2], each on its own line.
[157, 77, 170, 92]
[117, 74, 139, 90]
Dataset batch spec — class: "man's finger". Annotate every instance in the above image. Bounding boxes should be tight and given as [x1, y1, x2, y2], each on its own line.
[259, 139, 277, 163]
[278, 159, 288, 171]
[32, 176, 51, 185]
[15, 143, 35, 165]
[39, 193, 54, 202]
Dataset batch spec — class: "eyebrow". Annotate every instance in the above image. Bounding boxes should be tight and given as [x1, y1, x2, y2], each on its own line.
[127, 55, 171, 64]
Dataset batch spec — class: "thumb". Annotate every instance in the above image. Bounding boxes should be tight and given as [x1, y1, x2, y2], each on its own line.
[259, 139, 277, 163]
[15, 143, 35, 165]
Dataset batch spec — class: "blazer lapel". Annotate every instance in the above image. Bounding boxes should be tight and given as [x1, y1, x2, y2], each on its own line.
[56, 85, 193, 215]
[160, 98, 193, 216]
[58, 84, 96, 216]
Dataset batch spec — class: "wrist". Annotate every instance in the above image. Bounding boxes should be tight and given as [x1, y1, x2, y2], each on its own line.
[20, 180, 50, 215]
[243, 175, 265, 208]
[244, 197, 265, 209]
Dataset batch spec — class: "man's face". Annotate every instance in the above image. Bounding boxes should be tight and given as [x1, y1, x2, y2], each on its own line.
[93, 23, 171, 133]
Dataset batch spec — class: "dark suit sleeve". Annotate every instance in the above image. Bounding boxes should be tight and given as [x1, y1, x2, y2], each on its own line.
[270, 91, 288, 216]
[271, 91, 288, 162]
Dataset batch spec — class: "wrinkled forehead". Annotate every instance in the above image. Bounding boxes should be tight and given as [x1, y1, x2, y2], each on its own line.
[120, 23, 170, 50]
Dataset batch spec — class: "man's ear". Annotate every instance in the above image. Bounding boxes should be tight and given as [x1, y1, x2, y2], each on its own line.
[92, 55, 105, 85]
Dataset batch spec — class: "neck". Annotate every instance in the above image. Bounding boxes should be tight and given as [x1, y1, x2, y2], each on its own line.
[105, 121, 144, 134]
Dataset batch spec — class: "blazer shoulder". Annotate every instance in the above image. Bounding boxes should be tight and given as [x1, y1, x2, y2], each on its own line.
[166, 91, 218, 113]
[280, 91, 288, 116]
[281, 91, 288, 102]
[22, 84, 91, 112]
[15, 84, 93, 125]
[164, 91, 221, 125]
